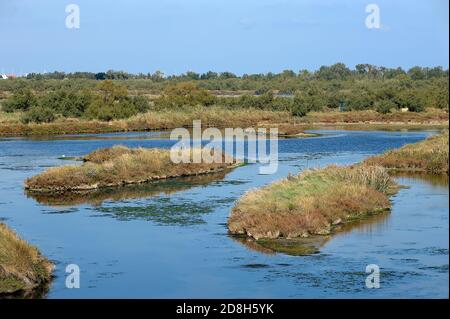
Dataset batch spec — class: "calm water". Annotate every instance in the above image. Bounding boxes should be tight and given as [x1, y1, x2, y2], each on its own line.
[0, 130, 448, 298]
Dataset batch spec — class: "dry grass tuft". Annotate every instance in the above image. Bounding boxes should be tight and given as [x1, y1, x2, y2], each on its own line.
[83, 145, 142, 163]
[228, 164, 398, 240]
[25, 146, 240, 192]
[0, 223, 53, 294]
[364, 131, 449, 174]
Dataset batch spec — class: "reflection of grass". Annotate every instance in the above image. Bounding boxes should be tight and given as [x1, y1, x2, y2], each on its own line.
[256, 238, 322, 256]
[232, 210, 391, 256]
[25, 146, 240, 192]
[389, 171, 449, 187]
[27, 172, 230, 207]
[0, 223, 53, 295]
[365, 131, 448, 174]
[228, 164, 397, 240]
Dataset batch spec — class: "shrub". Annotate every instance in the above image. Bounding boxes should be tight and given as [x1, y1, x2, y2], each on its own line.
[291, 96, 309, 117]
[21, 106, 56, 124]
[376, 99, 396, 114]
[84, 81, 147, 120]
[2, 89, 38, 112]
[39, 89, 92, 117]
[155, 82, 216, 109]
[291, 89, 324, 116]
[131, 95, 150, 113]
[345, 92, 374, 111]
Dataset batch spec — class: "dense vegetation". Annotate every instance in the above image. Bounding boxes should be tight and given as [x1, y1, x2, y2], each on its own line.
[0, 64, 448, 124]
[1, 80, 150, 123]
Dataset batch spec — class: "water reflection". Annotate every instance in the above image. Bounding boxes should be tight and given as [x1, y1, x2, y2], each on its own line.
[233, 211, 391, 256]
[232, 235, 330, 256]
[390, 171, 449, 187]
[0, 282, 51, 299]
[26, 172, 230, 207]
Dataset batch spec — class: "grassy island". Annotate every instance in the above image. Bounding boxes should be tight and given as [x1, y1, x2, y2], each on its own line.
[25, 145, 241, 192]
[364, 131, 449, 174]
[228, 164, 398, 240]
[228, 131, 448, 254]
[0, 223, 53, 296]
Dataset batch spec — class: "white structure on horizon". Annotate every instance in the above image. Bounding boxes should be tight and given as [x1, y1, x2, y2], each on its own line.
[0, 74, 8, 80]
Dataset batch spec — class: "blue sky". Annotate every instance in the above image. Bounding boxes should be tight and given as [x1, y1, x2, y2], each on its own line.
[0, 0, 448, 75]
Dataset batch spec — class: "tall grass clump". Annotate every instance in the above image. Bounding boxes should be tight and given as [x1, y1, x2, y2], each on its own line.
[25, 146, 240, 192]
[0, 223, 53, 295]
[364, 130, 449, 174]
[228, 164, 398, 240]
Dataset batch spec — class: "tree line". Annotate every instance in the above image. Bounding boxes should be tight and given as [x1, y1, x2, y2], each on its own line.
[21, 64, 448, 82]
[0, 63, 448, 123]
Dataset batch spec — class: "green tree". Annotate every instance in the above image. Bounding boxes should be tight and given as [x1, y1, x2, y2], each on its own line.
[3, 89, 38, 112]
[376, 100, 396, 114]
[21, 106, 55, 123]
[156, 82, 216, 108]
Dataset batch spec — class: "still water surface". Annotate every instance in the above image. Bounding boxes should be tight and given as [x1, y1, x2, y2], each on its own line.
[0, 130, 448, 298]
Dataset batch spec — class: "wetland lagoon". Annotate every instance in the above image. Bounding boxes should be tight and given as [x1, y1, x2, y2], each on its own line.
[0, 130, 448, 298]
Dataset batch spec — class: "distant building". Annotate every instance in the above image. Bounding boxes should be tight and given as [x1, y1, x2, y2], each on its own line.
[0, 74, 17, 79]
